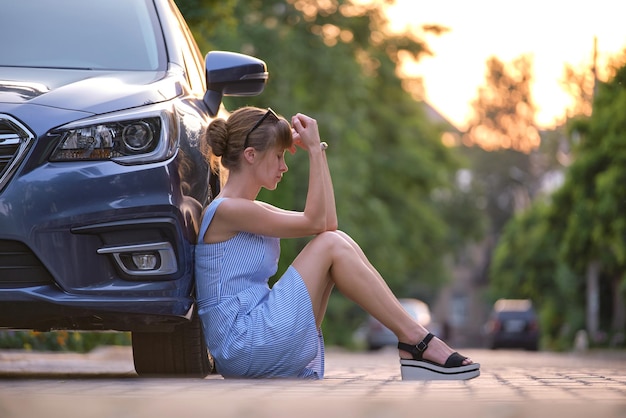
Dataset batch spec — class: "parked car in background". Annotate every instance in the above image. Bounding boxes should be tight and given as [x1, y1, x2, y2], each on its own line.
[484, 299, 540, 350]
[0, 0, 268, 377]
[363, 298, 434, 351]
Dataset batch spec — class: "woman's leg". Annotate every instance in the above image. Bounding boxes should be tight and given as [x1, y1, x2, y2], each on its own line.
[292, 230, 473, 366]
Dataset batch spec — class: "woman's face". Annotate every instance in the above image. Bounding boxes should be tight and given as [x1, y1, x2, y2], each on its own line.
[255, 146, 289, 190]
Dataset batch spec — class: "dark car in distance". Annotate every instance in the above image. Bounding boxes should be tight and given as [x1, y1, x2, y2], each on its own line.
[484, 299, 540, 351]
[0, 0, 268, 377]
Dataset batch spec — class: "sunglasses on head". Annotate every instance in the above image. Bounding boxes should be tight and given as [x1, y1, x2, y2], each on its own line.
[243, 107, 279, 149]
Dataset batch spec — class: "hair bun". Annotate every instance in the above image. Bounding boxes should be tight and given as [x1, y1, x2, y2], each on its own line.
[206, 118, 228, 157]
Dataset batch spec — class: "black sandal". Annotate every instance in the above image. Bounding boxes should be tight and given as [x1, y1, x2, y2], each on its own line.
[397, 333, 480, 380]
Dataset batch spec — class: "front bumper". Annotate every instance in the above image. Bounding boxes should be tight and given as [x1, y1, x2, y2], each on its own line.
[0, 156, 201, 331]
[0, 287, 194, 332]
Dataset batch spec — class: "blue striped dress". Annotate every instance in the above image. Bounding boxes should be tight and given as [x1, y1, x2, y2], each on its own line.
[194, 197, 324, 379]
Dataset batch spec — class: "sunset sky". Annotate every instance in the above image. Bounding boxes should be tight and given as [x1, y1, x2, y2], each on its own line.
[383, 0, 626, 130]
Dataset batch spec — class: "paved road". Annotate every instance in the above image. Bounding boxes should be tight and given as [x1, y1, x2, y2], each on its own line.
[0, 346, 625, 418]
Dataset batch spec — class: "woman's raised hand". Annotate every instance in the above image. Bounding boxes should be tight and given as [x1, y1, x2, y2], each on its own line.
[291, 113, 321, 152]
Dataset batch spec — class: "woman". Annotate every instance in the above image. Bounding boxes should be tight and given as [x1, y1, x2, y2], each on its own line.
[195, 106, 479, 380]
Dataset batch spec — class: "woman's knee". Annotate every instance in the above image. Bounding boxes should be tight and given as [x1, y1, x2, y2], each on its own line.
[333, 230, 357, 245]
[311, 231, 352, 254]
[314, 230, 342, 243]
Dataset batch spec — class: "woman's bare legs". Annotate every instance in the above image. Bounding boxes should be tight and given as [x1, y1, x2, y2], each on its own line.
[292, 230, 473, 366]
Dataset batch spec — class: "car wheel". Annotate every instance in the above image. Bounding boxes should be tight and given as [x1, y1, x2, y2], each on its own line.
[132, 311, 213, 377]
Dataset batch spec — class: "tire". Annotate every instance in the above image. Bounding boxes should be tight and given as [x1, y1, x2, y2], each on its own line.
[132, 311, 213, 377]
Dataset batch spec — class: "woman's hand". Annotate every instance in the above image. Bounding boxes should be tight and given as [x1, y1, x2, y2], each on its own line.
[291, 113, 321, 153]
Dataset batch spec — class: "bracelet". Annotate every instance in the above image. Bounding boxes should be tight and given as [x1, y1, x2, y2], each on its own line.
[320, 141, 328, 151]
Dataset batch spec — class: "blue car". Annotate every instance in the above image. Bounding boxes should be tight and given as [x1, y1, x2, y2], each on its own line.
[0, 0, 268, 376]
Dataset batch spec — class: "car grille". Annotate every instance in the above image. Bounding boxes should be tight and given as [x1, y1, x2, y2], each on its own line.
[0, 115, 34, 191]
[0, 240, 55, 286]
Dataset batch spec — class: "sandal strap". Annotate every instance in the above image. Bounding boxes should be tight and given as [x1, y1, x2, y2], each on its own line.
[397, 332, 435, 360]
[444, 352, 468, 368]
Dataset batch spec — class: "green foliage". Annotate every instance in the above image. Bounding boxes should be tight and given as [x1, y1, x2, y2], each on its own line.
[489, 203, 585, 349]
[490, 54, 626, 349]
[552, 63, 626, 277]
[490, 202, 557, 302]
[176, 0, 239, 52]
[0, 330, 130, 352]
[461, 145, 537, 235]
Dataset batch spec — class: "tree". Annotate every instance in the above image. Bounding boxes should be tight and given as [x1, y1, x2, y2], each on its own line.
[460, 55, 544, 245]
[550, 59, 626, 343]
[490, 51, 626, 348]
[560, 63, 595, 120]
[176, 0, 239, 52]
[464, 55, 540, 153]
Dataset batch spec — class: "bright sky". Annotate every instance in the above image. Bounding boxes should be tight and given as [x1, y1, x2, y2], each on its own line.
[385, 0, 626, 130]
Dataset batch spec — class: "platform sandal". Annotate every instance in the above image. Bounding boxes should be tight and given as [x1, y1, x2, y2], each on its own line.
[398, 333, 480, 381]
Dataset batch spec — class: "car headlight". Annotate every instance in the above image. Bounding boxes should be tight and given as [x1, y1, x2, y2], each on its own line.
[50, 105, 178, 164]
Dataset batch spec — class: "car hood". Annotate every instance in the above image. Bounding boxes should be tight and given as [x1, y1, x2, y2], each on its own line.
[0, 66, 183, 115]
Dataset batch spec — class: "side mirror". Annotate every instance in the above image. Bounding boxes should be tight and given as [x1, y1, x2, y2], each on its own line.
[203, 51, 269, 116]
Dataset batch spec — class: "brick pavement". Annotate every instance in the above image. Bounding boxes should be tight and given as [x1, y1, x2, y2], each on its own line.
[0, 346, 625, 417]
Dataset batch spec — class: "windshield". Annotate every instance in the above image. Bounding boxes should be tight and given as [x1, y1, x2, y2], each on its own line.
[0, 0, 165, 71]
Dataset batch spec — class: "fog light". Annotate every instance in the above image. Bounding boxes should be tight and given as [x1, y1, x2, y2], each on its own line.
[132, 253, 159, 270]
[97, 241, 178, 277]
